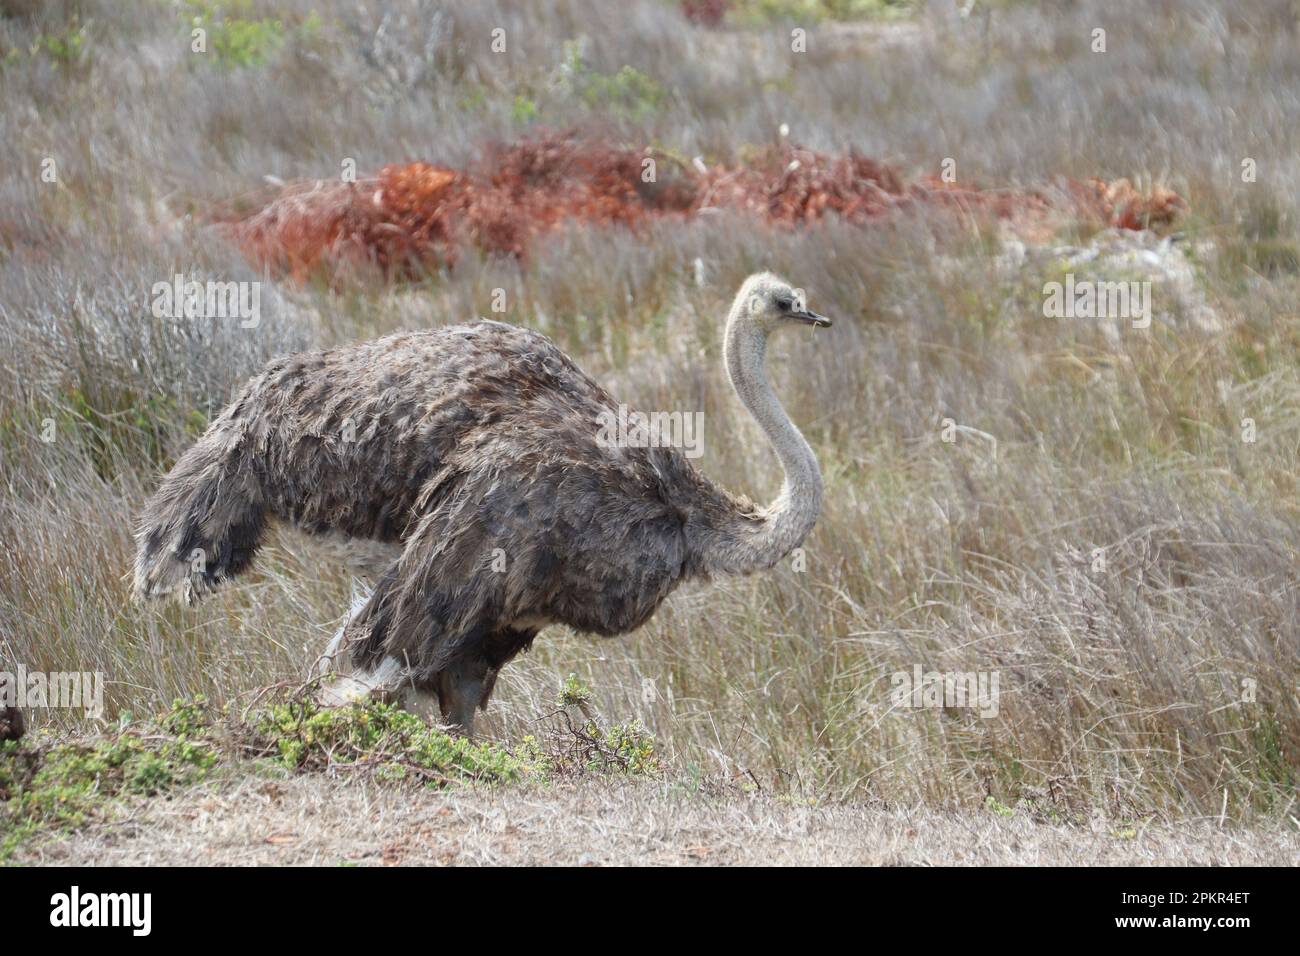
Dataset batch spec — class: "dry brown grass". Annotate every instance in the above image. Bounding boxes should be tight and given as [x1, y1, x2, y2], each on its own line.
[16, 774, 1297, 866]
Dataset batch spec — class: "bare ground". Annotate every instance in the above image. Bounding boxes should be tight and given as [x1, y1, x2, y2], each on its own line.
[15, 776, 1299, 867]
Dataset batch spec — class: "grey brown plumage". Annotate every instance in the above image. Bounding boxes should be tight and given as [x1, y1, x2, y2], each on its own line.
[135, 274, 830, 732]
[0, 671, 23, 742]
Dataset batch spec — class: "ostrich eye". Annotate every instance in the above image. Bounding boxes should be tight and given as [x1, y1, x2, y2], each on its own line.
[774, 296, 793, 312]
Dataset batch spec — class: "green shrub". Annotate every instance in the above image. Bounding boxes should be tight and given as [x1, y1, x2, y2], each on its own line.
[256, 698, 528, 785]
[557, 672, 594, 709]
[185, 2, 286, 68]
[0, 699, 218, 860]
[558, 41, 667, 120]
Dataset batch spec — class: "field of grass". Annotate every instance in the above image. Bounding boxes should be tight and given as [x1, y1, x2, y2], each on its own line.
[1, 0, 1298, 856]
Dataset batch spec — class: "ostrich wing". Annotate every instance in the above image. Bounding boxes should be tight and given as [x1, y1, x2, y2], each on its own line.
[343, 438, 692, 680]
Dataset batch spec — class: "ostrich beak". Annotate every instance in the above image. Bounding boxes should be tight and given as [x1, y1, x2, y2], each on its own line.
[793, 308, 831, 328]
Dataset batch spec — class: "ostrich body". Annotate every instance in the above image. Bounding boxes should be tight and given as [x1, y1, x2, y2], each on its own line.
[135, 273, 830, 733]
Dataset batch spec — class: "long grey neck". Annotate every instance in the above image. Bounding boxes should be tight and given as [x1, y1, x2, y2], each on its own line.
[698, 303, 824, 576]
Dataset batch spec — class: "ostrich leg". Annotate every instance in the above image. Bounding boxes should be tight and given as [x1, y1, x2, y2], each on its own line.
[434, 654, 493, 736]
[430, 628, 534, 736]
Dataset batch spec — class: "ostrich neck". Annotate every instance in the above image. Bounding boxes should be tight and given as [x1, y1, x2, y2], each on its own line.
[697, 312, 824, 576]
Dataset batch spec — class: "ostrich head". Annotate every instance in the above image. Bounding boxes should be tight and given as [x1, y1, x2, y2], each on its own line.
[732, 272, 832, 337]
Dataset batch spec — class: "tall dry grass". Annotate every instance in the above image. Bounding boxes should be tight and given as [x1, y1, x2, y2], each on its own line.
[1, 0, 1297, 822]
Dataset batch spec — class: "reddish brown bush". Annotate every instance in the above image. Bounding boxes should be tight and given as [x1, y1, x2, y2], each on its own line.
[1071, 177, 1189, 231]
[226, 132, 1187, 283]
[681, 0, 730, 29]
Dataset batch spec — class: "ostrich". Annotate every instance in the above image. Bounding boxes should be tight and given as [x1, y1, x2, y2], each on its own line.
[134, 273, 831, 734]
